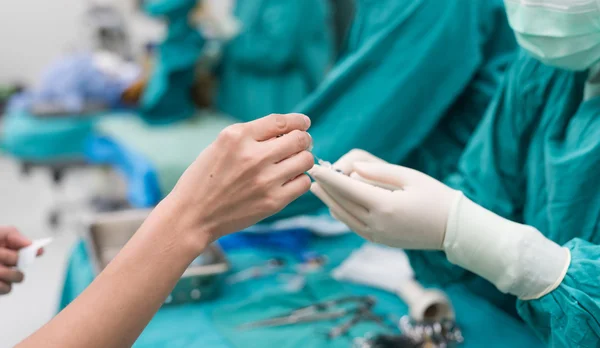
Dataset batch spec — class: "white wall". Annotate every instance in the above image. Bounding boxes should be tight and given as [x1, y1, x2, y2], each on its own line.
[0, 0, 165, 86]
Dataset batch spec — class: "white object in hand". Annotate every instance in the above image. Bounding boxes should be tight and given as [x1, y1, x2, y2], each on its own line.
[332, 243, 452, 321]
[17, 238, 53, 270]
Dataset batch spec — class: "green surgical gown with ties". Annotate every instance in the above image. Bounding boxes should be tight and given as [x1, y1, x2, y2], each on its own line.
[268, 0, 518, 221]
[141, 0, 205, 124]
[407, 52, 600, 347]
[216, 0, 334, 123]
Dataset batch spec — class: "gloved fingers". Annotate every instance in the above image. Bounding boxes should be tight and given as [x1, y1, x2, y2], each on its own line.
[350, 172, 402, 191]
[0, 248, 19, 267]
[329, 209, 374, 241]
[279, 174, 312, 205]
[266, 130, 313, 163]
[0, 267, 24, 284]
[318, 179, 370, 221]
[352, 162, 425, 189]
[251, 113, 310, 141]
[309, 165, 386, 208]
[311, 183, 367, 232]
[333, 149, 387, 174]
[0, 281, 11, 295]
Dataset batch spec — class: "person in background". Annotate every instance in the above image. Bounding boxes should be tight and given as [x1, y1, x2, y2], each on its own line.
[217, 0, 333, 123]
[310, 1, 600, 345]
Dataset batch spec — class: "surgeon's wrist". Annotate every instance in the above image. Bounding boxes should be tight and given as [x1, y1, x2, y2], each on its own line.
[156, 194, 213, 258]
[443, 193, 570, 300]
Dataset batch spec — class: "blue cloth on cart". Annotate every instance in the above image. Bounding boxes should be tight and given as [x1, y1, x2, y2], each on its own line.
[60, 234, 544, 348]
[1, 109, 96, 161]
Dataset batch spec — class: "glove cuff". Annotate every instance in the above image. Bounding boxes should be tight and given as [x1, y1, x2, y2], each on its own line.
[443, 193, 571, 300]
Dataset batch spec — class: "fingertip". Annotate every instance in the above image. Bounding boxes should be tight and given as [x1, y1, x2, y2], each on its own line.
[36, 248, 44, 257]
[6, 229, 31, 249]
[329, 209, 340, 222]
[310, 182, 327, 202]
[303, 115, 311, 129]
[310, 181, 320, 193]
[307, 164, 324, 177]
[300, 173, 312, 193]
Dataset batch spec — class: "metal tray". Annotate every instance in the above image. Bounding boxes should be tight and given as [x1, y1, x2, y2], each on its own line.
[82, 209, 229, 305]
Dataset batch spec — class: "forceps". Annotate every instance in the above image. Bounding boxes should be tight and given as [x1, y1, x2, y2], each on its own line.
[238, 296, 388, 339]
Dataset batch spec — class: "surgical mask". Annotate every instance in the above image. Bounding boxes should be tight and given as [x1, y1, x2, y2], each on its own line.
[505, 0, 600, 71]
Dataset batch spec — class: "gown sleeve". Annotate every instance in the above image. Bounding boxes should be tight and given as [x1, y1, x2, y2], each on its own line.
[227, 0, 304, 72]
[450, 54, 600, 346]
[406, 51, 539, 289]
[516, 238, 600, 347]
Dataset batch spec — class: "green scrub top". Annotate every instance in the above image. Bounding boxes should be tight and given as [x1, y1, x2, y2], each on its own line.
[408, 52, 600, 347]
[217, 0, 334, 123]
[142, 0, 205, 125]
[270, 0, 517, 221]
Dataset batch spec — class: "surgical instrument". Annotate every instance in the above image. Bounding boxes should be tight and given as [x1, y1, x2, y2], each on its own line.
[353, 316, 464, 348]
[226, 258, 286, 285]
[353, 334, 423, 348]
[238, 296, 388, 338]
[398, 315, 463, 347]
[314, 155, 343, 173]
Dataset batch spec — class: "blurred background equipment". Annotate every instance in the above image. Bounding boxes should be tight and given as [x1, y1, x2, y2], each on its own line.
[85, 3, 133, 59]
[84, 209, 230, 305]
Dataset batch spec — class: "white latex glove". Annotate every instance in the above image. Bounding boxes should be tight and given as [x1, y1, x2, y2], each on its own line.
[326, 149, 388, 174]
[309, 161, 458, 250]
[309, 153, 571, 300]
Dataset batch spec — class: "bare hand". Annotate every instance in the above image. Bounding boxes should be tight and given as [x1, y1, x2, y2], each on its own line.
[167, 113, 314, 245]
[0, 226, 40, 295]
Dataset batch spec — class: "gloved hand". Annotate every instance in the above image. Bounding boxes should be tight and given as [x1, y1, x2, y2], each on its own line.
[309, 161, 458, 250]
[310, 150, 571, 301]
[324, 149, 388, 174]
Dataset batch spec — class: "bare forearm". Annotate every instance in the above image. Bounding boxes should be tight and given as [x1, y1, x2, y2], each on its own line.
[18, 198, 209, 348]
[16, 113, 313, 347]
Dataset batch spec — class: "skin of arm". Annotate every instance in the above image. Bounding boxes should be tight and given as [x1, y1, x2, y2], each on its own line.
[17, 113, 314, 348]
[17, 197, 207, 348]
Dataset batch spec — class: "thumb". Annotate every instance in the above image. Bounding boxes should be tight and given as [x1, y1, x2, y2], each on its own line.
[5, 228, 31, 250]
[352, 162, 424, 189]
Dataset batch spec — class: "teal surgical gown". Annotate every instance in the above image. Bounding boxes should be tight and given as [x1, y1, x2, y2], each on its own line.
[270, 0, 517, 220]
[217, 0, 334, 122]
[407, 53, 600, 347]
[142, 0, 204, 124]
